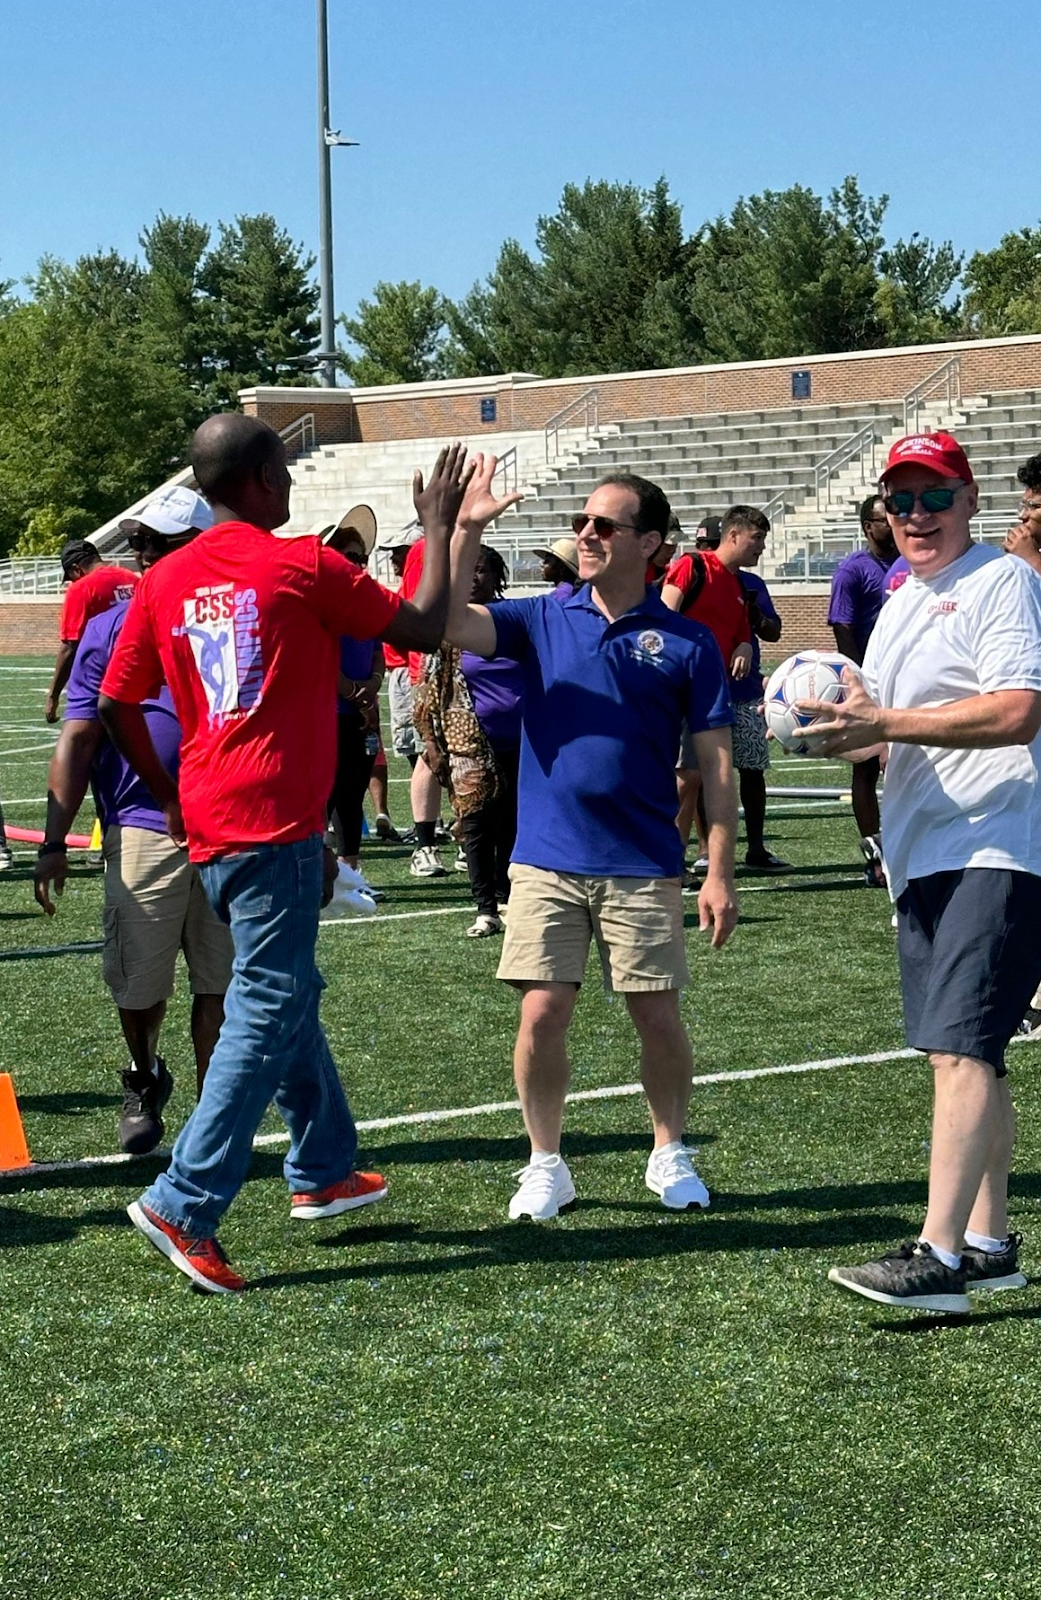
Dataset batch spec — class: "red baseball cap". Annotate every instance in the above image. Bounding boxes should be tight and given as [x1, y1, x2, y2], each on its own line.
[882, 431, 973, 483]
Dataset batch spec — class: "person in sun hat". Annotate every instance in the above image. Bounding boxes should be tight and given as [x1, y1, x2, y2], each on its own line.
[798, 431, 1041, 1314]
[532, 537, 580, 601]
[445, 472, 737, 1223]
[34, 486, 231, 1157]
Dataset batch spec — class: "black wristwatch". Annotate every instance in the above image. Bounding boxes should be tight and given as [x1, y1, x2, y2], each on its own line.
[37, 841, 68, 858]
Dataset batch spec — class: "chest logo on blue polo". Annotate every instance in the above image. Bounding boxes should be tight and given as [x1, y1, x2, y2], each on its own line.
[630, 629, 666, 668]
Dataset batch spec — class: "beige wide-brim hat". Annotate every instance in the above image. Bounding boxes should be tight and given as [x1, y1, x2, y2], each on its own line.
[307, 503, 378, 555]
[531, 537, 579, 577]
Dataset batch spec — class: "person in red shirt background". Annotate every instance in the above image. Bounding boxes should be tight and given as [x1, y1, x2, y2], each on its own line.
[99, 415, 518, 1292]
[44, 539, 139, 722]
[400, 533, 455, 876]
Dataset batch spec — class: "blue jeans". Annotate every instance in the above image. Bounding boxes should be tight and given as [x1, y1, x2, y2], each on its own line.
[140, 834, 358, 1236]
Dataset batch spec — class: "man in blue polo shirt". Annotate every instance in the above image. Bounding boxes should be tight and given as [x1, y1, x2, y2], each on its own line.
[447, 470, 738, 1220]
[827, 493, 897, 883]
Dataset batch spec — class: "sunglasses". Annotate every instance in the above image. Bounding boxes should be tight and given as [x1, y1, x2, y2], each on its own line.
[882, 485, 963, 518]
[570, 513, 641, 539]
[125, 530, 189, 553]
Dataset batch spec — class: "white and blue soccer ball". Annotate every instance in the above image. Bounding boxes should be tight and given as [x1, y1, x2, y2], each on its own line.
[763, 650, 856, 755]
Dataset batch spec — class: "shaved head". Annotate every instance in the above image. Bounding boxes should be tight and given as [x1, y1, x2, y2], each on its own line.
[191, 414, 282, 501]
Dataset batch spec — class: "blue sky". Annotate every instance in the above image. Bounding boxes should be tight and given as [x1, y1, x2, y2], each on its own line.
[2, 0, 1036, 317]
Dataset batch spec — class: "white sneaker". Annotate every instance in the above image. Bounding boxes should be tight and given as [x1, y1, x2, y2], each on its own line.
[692, 855, 710, 872]
[454, 847, 468, 871]
[645, 1143, 710, 1210]
[0, 845, 12, 870]
[410, 846, 446, 878]
[466, 913, 503, 938]
[508, 1154, 576, 1221]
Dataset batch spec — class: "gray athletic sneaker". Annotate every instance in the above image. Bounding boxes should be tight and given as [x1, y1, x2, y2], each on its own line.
[828, 1241, 970, 1313]
[963, 1232, 1027, 1293]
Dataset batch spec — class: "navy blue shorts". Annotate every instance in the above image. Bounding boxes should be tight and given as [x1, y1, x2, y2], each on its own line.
[896, 868, 1041, 1075]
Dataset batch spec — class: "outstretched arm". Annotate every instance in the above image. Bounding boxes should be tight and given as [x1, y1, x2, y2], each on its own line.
[445, 452, 523, 656]
[381, 444, 475, 653]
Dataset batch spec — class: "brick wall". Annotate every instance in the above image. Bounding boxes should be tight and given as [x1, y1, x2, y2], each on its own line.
[770, 590, 833, 653]
[0, 603, 60, 657]
[246, 333, 1041, 447]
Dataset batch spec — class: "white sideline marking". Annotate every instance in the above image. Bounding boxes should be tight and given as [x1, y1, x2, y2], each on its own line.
[0, 741, 58, 758]
[4, 1046, 923, 1176]
[320, 904, 471, 929]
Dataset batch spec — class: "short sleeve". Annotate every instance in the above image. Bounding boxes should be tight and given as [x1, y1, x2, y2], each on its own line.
[59, 582, 89, 643]
[827, 560, 858, 628]
[684, 628, 733, 732]
[966, 560, 1041, 694]
[663, 553, 695, 598]
[312, 546, 402, 641]
[99, 591, 164, 704]
[488, 597, 539, 661]
[64, 615, 110, 720]
[754, 581, 780, 624]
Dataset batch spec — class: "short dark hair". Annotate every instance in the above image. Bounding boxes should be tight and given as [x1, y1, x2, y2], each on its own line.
[191, 413, 283, 503]
[859, 492, 886, 528]
[1017, 454, 1041, 492]
[477, 543, 509, 598]
[722, 505, 770, 536]
[596, 473, 671, 541]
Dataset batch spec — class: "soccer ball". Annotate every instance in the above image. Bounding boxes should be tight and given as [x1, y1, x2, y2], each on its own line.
[763, 650, 856, 755]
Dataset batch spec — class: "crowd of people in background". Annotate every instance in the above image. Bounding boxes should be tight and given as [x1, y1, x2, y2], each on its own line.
[18, 424, 1041, 1314]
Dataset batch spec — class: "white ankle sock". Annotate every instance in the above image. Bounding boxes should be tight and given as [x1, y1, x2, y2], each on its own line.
[964, 1229, 1007, 1254]
[529, 1150, 560, 1167]
[919, 1237, 962, 1270]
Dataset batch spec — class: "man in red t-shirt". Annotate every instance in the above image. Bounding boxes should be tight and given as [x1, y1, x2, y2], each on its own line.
[44, 541, 139, 723]
[99, 414, 518, 1292]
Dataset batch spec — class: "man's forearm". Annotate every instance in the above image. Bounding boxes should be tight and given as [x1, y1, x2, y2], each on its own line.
[47, 642, 77, 702]
[880, 689, 1041, 749]
[98, 697, 178, 806]
[695, 732, 738, 878]
[382, 534, 451, 652]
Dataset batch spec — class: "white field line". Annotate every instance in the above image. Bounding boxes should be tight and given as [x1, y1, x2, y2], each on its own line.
[0, 741, 58, 758]
[0, 797, 47, 806]
[4, 1046, 923, 1177]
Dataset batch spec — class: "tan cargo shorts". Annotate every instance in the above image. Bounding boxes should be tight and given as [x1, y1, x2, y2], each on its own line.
[102, 824, 234, 1010]
[497, 864, 689, 993]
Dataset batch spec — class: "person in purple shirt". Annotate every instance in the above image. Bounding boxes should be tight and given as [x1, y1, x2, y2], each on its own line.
[459, 545, 525, 937]
[532, 537, 580, 601]
[827, 493, 898, 884]
[33, 492, 232, 1155]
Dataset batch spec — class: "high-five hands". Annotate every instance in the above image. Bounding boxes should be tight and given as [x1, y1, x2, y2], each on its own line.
[457, 453, 524, 533]
[412, 443, 476, 537]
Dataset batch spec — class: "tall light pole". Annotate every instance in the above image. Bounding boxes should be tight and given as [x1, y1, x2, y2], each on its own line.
[316, 0, 357, 388]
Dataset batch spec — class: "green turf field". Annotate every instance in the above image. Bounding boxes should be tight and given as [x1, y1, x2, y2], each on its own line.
[2, 655, 1039, 1600]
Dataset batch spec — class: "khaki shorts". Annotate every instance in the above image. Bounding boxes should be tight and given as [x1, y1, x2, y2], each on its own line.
[387, 664, 423, 759]
[102, 824, 233, 1010]
[497, 864, 689, 992]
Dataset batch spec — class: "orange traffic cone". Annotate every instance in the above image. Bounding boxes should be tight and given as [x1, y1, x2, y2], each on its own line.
[0, 1074, 31, 1171]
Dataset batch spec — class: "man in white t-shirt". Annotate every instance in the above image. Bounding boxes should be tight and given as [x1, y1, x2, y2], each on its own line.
[798, 431, 1041, 1314]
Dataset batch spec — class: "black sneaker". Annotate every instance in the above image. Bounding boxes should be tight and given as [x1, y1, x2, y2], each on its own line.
[744, 851, 791, 873]
[963, 1232, 1027, 1293]
[827, 1241, 970, 1313]
[1016, 1006, 1041, 1041]
[119, 1058, 174, 1155]
[681, 868, 701, 895]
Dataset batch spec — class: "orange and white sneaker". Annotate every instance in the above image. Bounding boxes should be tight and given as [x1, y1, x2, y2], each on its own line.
[127, 1200, 246, 1294]
[289, 1170, 388, 1221]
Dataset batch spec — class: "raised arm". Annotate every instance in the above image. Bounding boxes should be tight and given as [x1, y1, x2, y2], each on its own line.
[380, 445, 476, 654]
[444, 453, 523, 656]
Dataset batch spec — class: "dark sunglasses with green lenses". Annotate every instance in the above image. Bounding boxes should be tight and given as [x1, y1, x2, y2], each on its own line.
[882, 485, 963, 518]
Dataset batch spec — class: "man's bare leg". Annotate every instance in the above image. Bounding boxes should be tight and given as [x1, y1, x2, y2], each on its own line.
[118, 1000, 166, 1076]
[410, 756, 442, 827]
[921, 1053, 1011, 1255]
[514, 982, 578, 1153]
[626, 990, 692, 1147]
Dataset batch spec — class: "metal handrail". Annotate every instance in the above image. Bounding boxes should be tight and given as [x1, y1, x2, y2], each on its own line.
[813, 422, 879, 510]
[761, 491, 786, 528]
[280, 412, 317, 459]
[903, 356, 961, 434]
[544, 387, 599, 462]
[494, 446, 519, 511]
